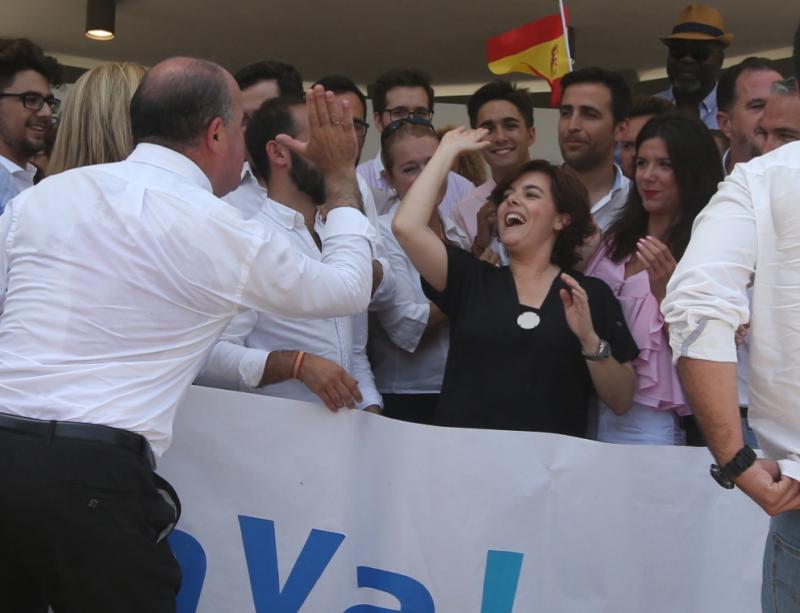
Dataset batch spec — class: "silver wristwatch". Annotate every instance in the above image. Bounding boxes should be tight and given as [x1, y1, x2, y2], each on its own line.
[582, 338, 611, 361]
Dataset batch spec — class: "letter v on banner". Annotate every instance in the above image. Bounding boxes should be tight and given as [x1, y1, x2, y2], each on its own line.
[238, 515, 345, 612]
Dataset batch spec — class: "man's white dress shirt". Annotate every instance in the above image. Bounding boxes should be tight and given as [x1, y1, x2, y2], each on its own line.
[663, 141, 800, 480]
[198, 194, 382, 409]
[0, 154, 37, 213]
[0, 144, 375, 458]
[369, 201, 469, 394]
[357, 150, 475, 221]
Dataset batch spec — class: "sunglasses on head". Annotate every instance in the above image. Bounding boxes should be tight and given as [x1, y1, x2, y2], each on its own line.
[380, 117, 436, 147]
[667, 41, 717, 62]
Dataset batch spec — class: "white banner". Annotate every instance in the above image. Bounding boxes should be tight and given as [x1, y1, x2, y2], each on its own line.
[159, 385, 769, 613]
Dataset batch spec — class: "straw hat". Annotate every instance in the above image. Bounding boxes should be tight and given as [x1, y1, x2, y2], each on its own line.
[660, 5, 733, 47]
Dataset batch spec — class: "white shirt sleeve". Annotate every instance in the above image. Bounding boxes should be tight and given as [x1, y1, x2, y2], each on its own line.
[195, 310, 267, 390]
[240, 207, 376, 319]
[350, 311, 382, 410]
[663, 169, 756, 363]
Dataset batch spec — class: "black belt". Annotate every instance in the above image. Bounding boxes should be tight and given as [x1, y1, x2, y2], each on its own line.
[0, 412, 154, 468]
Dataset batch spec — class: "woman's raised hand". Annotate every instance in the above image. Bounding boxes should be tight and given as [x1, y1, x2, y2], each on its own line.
[439, 127, 490, 156]
[560, 272, 599, 351]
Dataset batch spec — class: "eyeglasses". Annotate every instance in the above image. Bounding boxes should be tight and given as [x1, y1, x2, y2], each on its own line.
[667, 41, 716, 63]
[380, 117, 436, 147]
[383, 106, 434, 122]
[0, 91, 61, 113]
[353, 118, 370, 137]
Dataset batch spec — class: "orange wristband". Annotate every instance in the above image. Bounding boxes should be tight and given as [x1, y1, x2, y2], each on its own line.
[291, 351, 306, 380]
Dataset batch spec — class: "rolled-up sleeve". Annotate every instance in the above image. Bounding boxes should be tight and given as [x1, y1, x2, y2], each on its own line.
[241, 207, 377, 319]
[662, 170, 756, 363]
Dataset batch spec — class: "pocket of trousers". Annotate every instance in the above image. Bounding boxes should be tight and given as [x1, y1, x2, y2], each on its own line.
[151, 472, 181, 543]
[768, 532, 800, 612]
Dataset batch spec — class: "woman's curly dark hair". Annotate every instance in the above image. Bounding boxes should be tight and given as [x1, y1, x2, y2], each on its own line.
[489, 160, 593, 269]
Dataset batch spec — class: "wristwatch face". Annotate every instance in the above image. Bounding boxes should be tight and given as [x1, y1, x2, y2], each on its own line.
[710, 464, 735, 489]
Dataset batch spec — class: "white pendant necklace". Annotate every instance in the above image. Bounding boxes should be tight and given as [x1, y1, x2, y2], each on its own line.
[517, 311, 541, 330]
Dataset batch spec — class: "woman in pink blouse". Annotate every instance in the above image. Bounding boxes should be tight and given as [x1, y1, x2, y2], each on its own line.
[585, 112, 722, 444]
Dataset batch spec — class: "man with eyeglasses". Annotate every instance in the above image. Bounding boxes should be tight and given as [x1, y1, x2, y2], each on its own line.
[0, 38, 60, 213]
[357, 68, 474, 218]
[657, 5, 732, 130]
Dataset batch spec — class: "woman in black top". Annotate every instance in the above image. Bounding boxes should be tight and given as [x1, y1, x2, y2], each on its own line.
[392, 128, 638, 437]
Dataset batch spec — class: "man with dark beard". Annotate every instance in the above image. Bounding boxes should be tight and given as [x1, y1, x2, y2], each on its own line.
[197, 96, 382, 413]
[0, 38, 60, 212]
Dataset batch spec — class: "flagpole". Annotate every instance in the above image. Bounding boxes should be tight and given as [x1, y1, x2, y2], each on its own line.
[558, 0, 573, 70]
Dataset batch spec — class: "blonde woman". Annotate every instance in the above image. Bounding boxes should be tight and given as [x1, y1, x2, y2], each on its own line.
[48, 62, 146, 174]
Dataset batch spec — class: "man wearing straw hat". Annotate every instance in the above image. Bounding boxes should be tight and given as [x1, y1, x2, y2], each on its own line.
[658, 4, 733, 129]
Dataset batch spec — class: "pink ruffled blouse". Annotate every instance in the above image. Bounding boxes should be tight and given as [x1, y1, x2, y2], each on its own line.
[585, 241, 690, 416]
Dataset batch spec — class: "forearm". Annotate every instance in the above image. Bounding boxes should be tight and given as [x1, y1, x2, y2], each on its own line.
[588, 359, 636, 415]
[393, 146, 457, 238]
[677, 358, 743, 464]
[325, 169, 364, 213]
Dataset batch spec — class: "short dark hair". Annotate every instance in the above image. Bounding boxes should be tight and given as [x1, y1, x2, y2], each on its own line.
[794, 21, 800, 82]
[131, 58, 232, 149]
[629, 94, 673, 119]
[467, 79, 534, 128]
[606, 112, 722, 263]
[489, 160, 593, 269]
[372, 68, 434, 114]
[234, 61, 304, 97]
[312, 75, 367, 117]
[245, 94, 305, 183]
[0, 38, 61, 91]
[560, 67, 632, 123]
[717, 57, 783, 113]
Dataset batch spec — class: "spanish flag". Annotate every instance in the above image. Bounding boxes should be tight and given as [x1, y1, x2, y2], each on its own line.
[486, 9, 571, 106]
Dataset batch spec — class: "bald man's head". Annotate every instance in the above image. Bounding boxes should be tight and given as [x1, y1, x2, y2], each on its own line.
[130, 57, 234, 148]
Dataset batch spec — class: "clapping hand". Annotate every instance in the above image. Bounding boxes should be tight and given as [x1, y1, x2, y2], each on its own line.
[559, 272, 599, 351]
[636, 236, 677, 304]
[275, 85, 358, 176]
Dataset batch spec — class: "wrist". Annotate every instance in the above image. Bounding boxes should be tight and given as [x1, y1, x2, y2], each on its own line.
[580, 333, 601, 354]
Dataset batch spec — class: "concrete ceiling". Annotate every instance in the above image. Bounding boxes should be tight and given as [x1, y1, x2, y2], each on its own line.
[2, 1, 797, 93]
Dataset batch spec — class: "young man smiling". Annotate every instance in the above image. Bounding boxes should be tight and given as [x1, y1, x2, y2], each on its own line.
[452, 80, 535, 255]
[0, 38, 60, 212]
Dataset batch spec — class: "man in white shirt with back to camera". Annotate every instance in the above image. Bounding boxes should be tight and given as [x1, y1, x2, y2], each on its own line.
[0, 57, 374, 613]
[662, 22, 800, 611]
[198, 94, 382, 413]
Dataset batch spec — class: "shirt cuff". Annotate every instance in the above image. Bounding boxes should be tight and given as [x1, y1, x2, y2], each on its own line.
[320, 208, 377, 242]
[779, 458, 800, 483]
[356, 389, 384, 411]
[238, 348, 269, 389]
[669, 318, 738, 364]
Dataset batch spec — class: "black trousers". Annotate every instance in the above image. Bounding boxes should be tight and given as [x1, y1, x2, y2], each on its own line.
[0, 427, 181, 612]
[381, 393, 440, 425]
